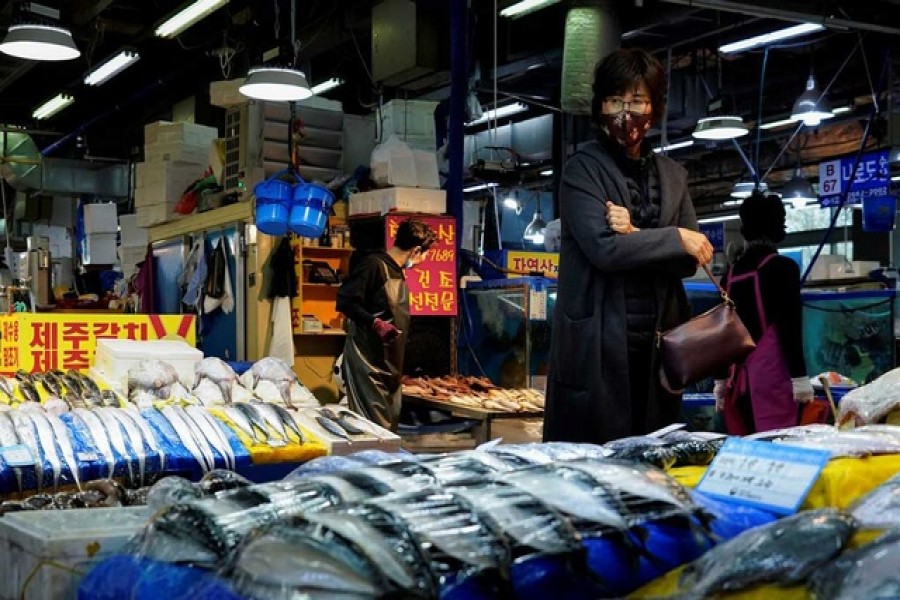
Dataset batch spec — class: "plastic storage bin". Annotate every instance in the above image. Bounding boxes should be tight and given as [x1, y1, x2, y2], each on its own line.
[94, 338, 203, 391]
[0, 506, 150, 600]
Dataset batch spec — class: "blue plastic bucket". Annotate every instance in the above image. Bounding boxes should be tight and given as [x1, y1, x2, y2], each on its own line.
[290, 182, 335, 238]
[254, 170, 297, 236]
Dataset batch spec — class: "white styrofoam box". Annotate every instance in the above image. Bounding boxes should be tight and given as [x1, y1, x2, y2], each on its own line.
[136, 202, 179, 228]
[94, 338, 203, 390]
[81, 233, 118, 265]
[135, 160, 201, 190]
[83, 202, 118, 234]
[210, 78, 246, 108]
[144, 141, 210, 166]
[380, 99, 438, 144]
[0, 507, 150, 600]
[412, 147, 440, 189]
[349, 186, 446, 216]
[118, 245, 145, 264]
[144, 120, 218, 147]
[118, 214, 148, 247]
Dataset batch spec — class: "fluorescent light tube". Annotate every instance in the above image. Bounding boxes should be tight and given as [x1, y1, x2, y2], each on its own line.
[155, 0, 229, 38]
[463, 183, 498, 193]
[540, 169, 554, 177]
[466, 102, 528, 126]
[654, 140, 694, 153]
[33, 93, 74, 120]
[500, 0, 562, 18]
[310, 78, 343, 96]
[698, 214, 740, 224]
[719, 23, 825, 55]
[891, 175, 900, 182]
[84, 49, 140, 86]
[759, 117, 799, 130]
[832, 105, 852, 114]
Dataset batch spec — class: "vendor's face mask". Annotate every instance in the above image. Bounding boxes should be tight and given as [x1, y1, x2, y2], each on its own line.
[600, 110, 653, 149]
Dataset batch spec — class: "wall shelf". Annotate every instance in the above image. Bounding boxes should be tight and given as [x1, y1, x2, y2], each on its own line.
[148, 202, 253, 242]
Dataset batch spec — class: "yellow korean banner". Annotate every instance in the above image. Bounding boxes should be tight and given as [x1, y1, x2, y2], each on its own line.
[0, 313, 196, 375]
[506, 251, 559, 278]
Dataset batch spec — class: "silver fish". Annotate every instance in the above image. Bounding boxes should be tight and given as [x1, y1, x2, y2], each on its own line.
[74, 371, 102, 397]
[335, 409, 386, 439]
[316, 415, 352, 441]
[271, 404, 305, 443]
[122, 405, 167, 474]
[0, 378, 15, 403]
[18, 381, 41, 404]
[0, 413, 23, 491]
[10, 412, 42, 492]
[72, 409, 116, 478]
[161, 405, 213, 473]
[28, 412, 62, 491]
[94, 407, 134, 483]
[185, 406, 235, 470]
[234, 403, 273, 442]
[252, 402, 289, 440]
[102, 408, 147, 486]
[222, 405, 263, 443]
[320, 407, 366, 436]
[193, 378, 226, 406]
[45, 413, 82, 491]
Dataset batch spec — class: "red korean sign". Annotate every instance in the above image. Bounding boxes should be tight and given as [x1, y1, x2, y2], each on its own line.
[385, 215, 457, 316]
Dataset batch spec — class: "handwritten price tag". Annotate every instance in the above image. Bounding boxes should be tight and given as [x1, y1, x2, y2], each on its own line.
[0, 444, 36, 467]
[696, 438, 830, 515]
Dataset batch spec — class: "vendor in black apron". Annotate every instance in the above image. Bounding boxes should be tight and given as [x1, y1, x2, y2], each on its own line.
[336, 219, 437, 431]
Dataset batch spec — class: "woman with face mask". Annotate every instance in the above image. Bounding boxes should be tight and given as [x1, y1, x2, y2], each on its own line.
[544, 48, 713, 444]
[713, 191, 812, 434]
[337, 219, 437, 431]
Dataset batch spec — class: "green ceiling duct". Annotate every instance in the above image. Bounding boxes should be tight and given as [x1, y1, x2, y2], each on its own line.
[561, 0, 620, 116]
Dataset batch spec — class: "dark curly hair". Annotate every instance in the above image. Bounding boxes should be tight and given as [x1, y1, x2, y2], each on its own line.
[591, 48, 668, 128]
[739, 190, 787, 243]
[394, 219, 437, 252]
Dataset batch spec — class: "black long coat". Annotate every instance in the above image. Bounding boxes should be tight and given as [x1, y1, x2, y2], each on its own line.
[543, 141, 700, 444]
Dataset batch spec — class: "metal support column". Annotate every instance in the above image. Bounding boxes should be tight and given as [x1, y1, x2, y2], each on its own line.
[448, 0, 468, 251]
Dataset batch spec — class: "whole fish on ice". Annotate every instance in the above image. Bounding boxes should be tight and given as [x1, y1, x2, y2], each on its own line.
[193, 378, 226, 406]
[185, 406, 235, 470]
[10, 413, 43, 492]
[72, 409, 116, 478]
[0, 413, 23, 491]
[101, 408, 148, 486]
[194, 357, 238, 403]
[161, 405, 214, 473]
[250, 357, 298, 408]
[221, 405, 264, 444]
[122, 405, 167, 474]
[94, 408, 134, 483]
[27, 412, 62, 491]
[45, 413, 82, 490]
[128, 360, 180, 399]
[809, 529, 900, 600]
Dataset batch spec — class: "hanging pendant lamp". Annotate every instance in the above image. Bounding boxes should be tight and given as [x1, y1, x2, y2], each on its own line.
[693, 115, 749, 141]
[240, 67, 312, 102]
[781, 167, 817, 208]
[731, 180, 769, 199]
[791, 74, 833, 127]
[523, 207, 547, 244]
[0, 23, 80, 61]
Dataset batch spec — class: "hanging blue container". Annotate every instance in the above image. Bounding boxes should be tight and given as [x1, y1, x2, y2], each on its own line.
[862, 195, 897, 232]
[290, 181, 335, 238]
[254, 170, 298, 236]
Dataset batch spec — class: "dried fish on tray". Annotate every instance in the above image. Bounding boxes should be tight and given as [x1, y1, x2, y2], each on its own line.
[402, 375, 545, 413]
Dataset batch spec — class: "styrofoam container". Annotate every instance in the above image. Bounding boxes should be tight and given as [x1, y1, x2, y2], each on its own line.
[136, 201, 179, 228]
[381, 99, 438, 143]
[82, 233, 118, 265]
[144, 141, 210, 165]
[0, 506, 151, 600]
[349, 186, 446, 216]
[83, 203, 118, 234]
[118, 214, 148, 248]
[94, 338, 202, 389]
[144, 121, 218, 147]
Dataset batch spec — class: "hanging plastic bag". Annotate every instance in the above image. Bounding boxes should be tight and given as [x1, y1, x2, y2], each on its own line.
[205, 239, 226, 299]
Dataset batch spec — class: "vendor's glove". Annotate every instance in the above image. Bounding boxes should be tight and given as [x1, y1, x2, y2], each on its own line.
[373, 318, 401, 343]
[792, 377, 815, 403]
[713, 379, 727, 412]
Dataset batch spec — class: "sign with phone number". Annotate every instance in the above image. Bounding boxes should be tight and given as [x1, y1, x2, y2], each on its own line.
[818, 149, 890, 208]
[386, 214, 458, 317]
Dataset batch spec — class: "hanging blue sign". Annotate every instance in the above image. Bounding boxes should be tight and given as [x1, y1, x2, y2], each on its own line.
[818, 149, 890, 208]
[699, 222, 725, 252]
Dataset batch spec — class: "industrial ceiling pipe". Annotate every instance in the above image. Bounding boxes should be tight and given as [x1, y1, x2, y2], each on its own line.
[658, 0, 900, 37]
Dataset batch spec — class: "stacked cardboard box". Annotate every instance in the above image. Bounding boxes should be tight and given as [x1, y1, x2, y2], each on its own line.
[81, 203, 118, 264]
[134, 121, 218, 227]
[117, 214, 148, 279]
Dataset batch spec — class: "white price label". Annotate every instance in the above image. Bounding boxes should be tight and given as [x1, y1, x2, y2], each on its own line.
[77, 452, 99, 462]
[0, 444, 36, 467]
[696, 438, 830, 514]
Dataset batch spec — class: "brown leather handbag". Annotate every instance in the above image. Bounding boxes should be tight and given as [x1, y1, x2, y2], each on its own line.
[657, 265, 756, 394]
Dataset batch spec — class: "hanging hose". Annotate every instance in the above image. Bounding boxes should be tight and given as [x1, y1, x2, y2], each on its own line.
[800, 51, 891, 285]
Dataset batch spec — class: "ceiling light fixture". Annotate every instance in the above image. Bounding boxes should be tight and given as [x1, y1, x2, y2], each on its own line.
[718, 22, 825, 55]
[781, 168, 818, 208]
[731, 180, 769, 199]
[84, 49, 140, 86]
[693, 116, 749, 141]
[155, 0, 229, 38]
[466, 102, 528, 126]
[33, 93, 74, 120]
[310, 78, 343, 96]
[523, 206, 548, 244]
[791, 74, 834, 127]
[832, 105, 852, 114]
[0, 2, 81, 62]
[463, 182, 499, 193]
[759, 117, 798, 130]
[540, 169, 554, 177]
[698, 214, 740, 224]
[500, 0, 562, 19]
[654, 140, 694, 153]
[240, 67, 312, 102]
[891, 175, 900, 182]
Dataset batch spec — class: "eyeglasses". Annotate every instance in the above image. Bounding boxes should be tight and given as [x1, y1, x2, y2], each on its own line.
[603, 97, 650, 113]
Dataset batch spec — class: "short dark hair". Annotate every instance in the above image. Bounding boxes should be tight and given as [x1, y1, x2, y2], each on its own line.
[740, 190, 787, 242]
[591, 48, 668, 127]
[394, 219, 437, 252]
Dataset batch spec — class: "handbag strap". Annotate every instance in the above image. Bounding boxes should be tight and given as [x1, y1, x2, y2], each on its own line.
[702, 264, 733, 306]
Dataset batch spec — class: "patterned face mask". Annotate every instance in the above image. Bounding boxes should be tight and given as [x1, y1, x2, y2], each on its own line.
[600, 111, 653, 149]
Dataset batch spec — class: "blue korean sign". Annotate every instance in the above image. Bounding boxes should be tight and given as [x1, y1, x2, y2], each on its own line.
[699, 222, 725, 252]
[818, 149, 890, 208]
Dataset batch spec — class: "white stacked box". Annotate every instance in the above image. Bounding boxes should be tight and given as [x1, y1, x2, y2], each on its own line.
[81, 233, 117, 264]
[118, 213, 148, 247]
[83, 203, 118, 234]
[0, 507, 150, 600]
[349, 186, 446, 216]
[380, 99, 438, 150]
[118, 245, 146, 279]
[137, 121, 218, 227]
[93, 338, 203, 392]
